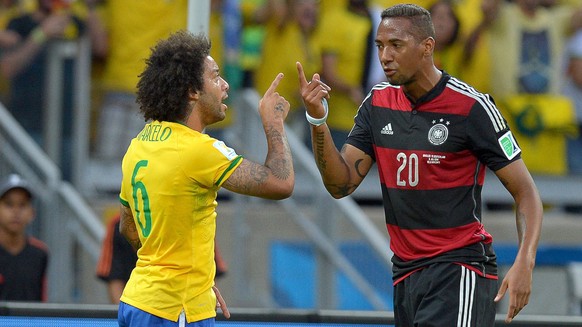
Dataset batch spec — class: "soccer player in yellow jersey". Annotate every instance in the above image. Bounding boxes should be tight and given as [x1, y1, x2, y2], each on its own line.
[117, 30, 294, 327]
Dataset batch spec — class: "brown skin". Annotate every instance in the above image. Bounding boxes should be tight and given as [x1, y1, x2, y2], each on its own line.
[106, 280, 126, 304]
[298, 15, 543, 324]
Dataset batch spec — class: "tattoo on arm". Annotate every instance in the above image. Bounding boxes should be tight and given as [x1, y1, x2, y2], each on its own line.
[329, 183, 359, 197]
[354, 159, 366, 179]
[314, 131, 327, 172]
[223, 160, 269, 194]
[264, 125, 292, 180]
[121, 209, 142, 251]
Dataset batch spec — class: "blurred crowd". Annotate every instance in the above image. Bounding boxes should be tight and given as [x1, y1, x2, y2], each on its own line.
[1, 0, 582, 182]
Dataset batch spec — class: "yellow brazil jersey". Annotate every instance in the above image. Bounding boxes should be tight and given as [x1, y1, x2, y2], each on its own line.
[119, 121, 242, 322]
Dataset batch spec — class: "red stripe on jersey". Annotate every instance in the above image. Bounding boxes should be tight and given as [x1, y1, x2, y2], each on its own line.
[376, 147, 486, 190]
[386, 221, 493, 261]
[371, 86, 411, 111]
[417, 87, 476, 116]
[371, 84, 476, 116]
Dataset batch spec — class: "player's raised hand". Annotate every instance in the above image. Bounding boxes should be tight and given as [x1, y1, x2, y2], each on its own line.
[296, 61, 331, 120]
[258, 73, 290, 123]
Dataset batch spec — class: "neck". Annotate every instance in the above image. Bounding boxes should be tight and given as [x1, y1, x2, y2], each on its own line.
[182, 101, 205, 132]
[404, 65, 442, 102]
[0, 229, 26, 255]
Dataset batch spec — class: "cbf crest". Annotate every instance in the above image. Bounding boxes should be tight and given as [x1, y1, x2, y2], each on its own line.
[428, 118, 450, 145]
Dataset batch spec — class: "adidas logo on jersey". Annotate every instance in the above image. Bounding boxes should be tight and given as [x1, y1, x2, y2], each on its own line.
[381, 123, 394, 135]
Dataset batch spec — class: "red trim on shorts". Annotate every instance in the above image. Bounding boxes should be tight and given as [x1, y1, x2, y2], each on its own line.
[455, 262, 498, 280]
[393, 267, 425, 286]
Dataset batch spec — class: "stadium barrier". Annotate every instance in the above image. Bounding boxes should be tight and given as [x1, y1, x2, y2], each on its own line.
[1, 302, 582, 327]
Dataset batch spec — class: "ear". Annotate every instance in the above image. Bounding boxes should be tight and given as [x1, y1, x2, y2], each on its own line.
[189, 89, 200, 101]
[424, 37, 436, 57]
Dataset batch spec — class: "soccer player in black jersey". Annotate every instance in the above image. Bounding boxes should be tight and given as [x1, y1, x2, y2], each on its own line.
[297, 3, 542, 326]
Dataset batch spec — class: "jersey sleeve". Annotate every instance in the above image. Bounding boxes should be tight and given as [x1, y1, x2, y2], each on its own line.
[467, 95, 522, 171]
[346, 90, 375, 160]
[181, 136, 243, 188]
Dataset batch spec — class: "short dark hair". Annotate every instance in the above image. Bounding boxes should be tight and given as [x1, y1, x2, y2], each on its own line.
[381, 4, 435, 42]
[136, 30, 211, 122]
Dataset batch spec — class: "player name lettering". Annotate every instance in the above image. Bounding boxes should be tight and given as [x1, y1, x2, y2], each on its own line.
[137, 125, 172, 142]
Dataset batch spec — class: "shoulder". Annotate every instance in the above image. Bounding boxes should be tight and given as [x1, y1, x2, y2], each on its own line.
[27, 236, 49, 256]
[365, 82, 404, 109]
[445, 76, 496, 109]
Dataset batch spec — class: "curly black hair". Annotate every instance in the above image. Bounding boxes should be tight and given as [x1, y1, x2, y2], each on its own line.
[136, 30, 211, 122]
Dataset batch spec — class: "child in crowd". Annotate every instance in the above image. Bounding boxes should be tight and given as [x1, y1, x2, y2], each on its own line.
[0, 174, 48, 302]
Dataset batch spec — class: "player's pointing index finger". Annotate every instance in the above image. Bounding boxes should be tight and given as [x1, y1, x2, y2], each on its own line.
[296, 61, 308, 88]
[265, 73, 284, 96]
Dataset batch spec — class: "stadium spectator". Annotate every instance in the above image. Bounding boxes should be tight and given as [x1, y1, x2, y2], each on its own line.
[0, 0, 107, 181]
[91, 0, 187, 188]
[461, 0, 582, 176]
[475, 0, 582, 99]
[253, 0, 322, 143]
[318, 0, 376, 148]
[429, 0, 463, 77]
[0, 174, 48, 302]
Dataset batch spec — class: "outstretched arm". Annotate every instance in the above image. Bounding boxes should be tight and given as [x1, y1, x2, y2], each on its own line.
[296, 61, 373, 198]
[493, 159, 543, 323]
[222, 73, 294, 200]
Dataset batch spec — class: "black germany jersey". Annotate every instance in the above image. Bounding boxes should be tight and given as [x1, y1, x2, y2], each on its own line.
[347, 72, 522, 283]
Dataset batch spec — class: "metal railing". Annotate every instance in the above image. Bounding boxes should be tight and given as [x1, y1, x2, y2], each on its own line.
[0, 37, 104, 303]
[220, 89, 393, 310]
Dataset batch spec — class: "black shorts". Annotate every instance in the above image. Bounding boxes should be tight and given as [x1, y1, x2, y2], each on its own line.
[393, 262, 497, 327]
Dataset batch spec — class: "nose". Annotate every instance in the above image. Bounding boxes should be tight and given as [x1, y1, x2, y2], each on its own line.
[221, 77, 229, 92]
[378, 47, 393, 64]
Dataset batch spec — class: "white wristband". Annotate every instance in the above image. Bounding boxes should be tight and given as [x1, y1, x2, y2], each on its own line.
[305, 98, 329, 126]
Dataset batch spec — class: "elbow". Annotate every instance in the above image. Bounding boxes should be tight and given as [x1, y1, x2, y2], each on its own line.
[324, 181, 353, 199]
[330, 192, 346, 200]
[276, 181, 295, 200]
[268, 179, 295, 200]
